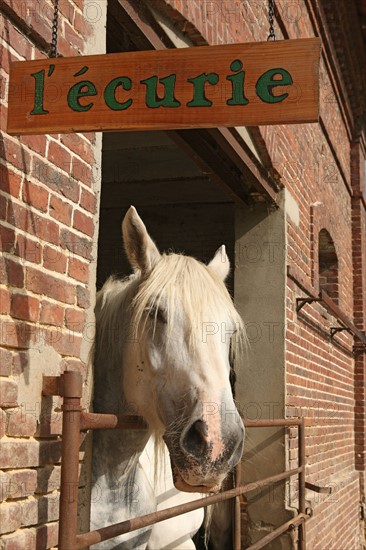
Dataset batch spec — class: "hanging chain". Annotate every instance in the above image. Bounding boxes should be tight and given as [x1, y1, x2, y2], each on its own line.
[50, 0, 59, 58]
[267, 0, 276, 41]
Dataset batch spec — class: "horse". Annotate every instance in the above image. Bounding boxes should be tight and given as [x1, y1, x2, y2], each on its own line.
[90, 206, 245, 549]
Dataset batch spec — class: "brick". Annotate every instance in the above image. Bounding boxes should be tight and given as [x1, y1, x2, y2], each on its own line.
[80, 188, 97, 214]
[6, 204, 59, 246]
[73, 209, 94, 237]
[26, 7, 53, 43]
[20, 135, 47, 156]
[76, 285, 90, 309]
[36, 465, 61, 495]
[68, 256, 89, 283]
[0, 527, 35, 549]
[71, 158, 94, 186]
[74, 9, 93, 37]
[57, 34, 79, 57]
[0, 44, 11, 74]
[0, 409, 6, 438]
[10, 294, 40, 322]
[64, 21, 85, 51]
[0, 471, 10, 500]
[26, 267, 75, 304]
[3, 14, 32, 59]
[0, 502, 22, 534]
[22, 181, 49, 212]
[0, 440, 61, 469]
[43, 245, 67, 274]
[60, 228, 92, 260]
[0, 137, 31, 175]
[0, 380, 18, 407]
[19, 497, 38, 527]
[0, 165, 22, 198]
[0, 348, 12, 376]
[59, 0, 75, 23]
[49, 195, 72, 225]
[0, 224, 16, 253]
[57, 176, 80, 203]
[6, 408, 37, 437]
[65, 308, 85, 331]
[32, 159, 80, 203]
[0, 287, 11, 314]
[38, 440, 62, 465]
[39, 301, 64, 326]
[34, 521, 58, 549]
[4, 258, 24, 288]
[0, 193, 7, 220]
[61, 134, 95, 165]
[46, 328, 82, 357]
[0, 319, 35, 349]
[34, 216, 60, 246]
[15, 234, 42, 265]
[5, 469, 37, 499]
[48, 140, 71, 173]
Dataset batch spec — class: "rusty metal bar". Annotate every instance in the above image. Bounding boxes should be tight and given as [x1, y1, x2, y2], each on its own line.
[48, 378, 308, 550]
[245, 419, 302, 427]
[245, 513, 308, 550]
[320, 290, 366, 344]
[233, 462, 242, 550]
[298, 418, 306, 550]
[80, 411, 147, 431]
[58, 371, 83, 550]
[76, 467, 303, 548]
[305, 481, 332, 494]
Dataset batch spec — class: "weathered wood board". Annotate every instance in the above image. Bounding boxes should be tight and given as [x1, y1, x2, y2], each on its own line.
[7, 38, 321, 135]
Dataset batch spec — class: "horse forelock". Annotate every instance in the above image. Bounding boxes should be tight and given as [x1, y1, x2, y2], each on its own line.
[131, 253, 247, 355]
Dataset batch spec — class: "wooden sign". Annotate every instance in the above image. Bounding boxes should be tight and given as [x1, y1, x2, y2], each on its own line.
[7, 38, 320, 135]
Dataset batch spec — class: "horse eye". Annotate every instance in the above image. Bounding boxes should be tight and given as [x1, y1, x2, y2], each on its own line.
[147, 307, 167, 324]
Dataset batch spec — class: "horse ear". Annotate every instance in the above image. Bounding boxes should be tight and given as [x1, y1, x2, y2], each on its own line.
[208, 245, 230, 281]
[122, 206, 161, 274]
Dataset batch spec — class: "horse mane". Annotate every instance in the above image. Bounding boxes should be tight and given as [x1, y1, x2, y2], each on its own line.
[132, 253, 246, 357]
[92, 274, 140, 413]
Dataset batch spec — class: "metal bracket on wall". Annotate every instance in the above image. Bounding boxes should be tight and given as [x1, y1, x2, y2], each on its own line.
[295, 289, 366, 351]
[305, 481, 332, 495]
[330, 325, 351, 339]
[296, 297, 320, 312]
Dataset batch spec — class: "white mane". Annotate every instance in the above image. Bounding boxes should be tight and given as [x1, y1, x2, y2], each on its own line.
[132, 253, 246, 354]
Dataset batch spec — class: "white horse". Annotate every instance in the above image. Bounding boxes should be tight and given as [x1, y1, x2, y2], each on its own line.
[91, 207, 245, 549]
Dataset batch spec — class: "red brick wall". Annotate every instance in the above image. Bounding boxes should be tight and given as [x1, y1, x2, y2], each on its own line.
[0, 1, 101, 547]
[1, 0, 364, 548]
[161, 1, 365, 548]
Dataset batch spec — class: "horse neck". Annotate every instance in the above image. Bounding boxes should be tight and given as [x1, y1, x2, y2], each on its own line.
[93, 276, 151, 476]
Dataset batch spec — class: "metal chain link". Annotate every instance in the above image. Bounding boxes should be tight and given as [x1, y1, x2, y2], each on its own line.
[267, 0, 276, 41]
[50, 0, 59, 58]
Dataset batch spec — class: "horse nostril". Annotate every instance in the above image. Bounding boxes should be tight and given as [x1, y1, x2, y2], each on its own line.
[182, 419, 208, 457]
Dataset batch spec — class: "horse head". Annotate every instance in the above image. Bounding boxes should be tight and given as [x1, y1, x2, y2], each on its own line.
[122, 206, 245, 493]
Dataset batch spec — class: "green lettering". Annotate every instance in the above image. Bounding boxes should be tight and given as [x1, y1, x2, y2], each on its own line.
[104, 77, 133, 111]
[68, 69, 97, 112]
[256, 68, 293, 103]
[226, 59, 249, 106]
[141, 74, 180, 108]
[30, 69, 49, 115]
[187, 73, 219, 107]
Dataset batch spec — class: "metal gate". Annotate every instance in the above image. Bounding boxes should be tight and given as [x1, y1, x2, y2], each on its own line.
[43, 371, 309, 549]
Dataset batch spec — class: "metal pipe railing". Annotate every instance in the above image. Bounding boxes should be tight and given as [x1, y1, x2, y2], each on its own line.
[245, 513, 308, 550]
[43, 374, 308, 550]
[57, 371, 82, 550]
[76, 467, 303, 549]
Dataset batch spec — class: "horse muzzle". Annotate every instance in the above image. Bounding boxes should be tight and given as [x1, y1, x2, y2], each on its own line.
[164, 414, 244, 493]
